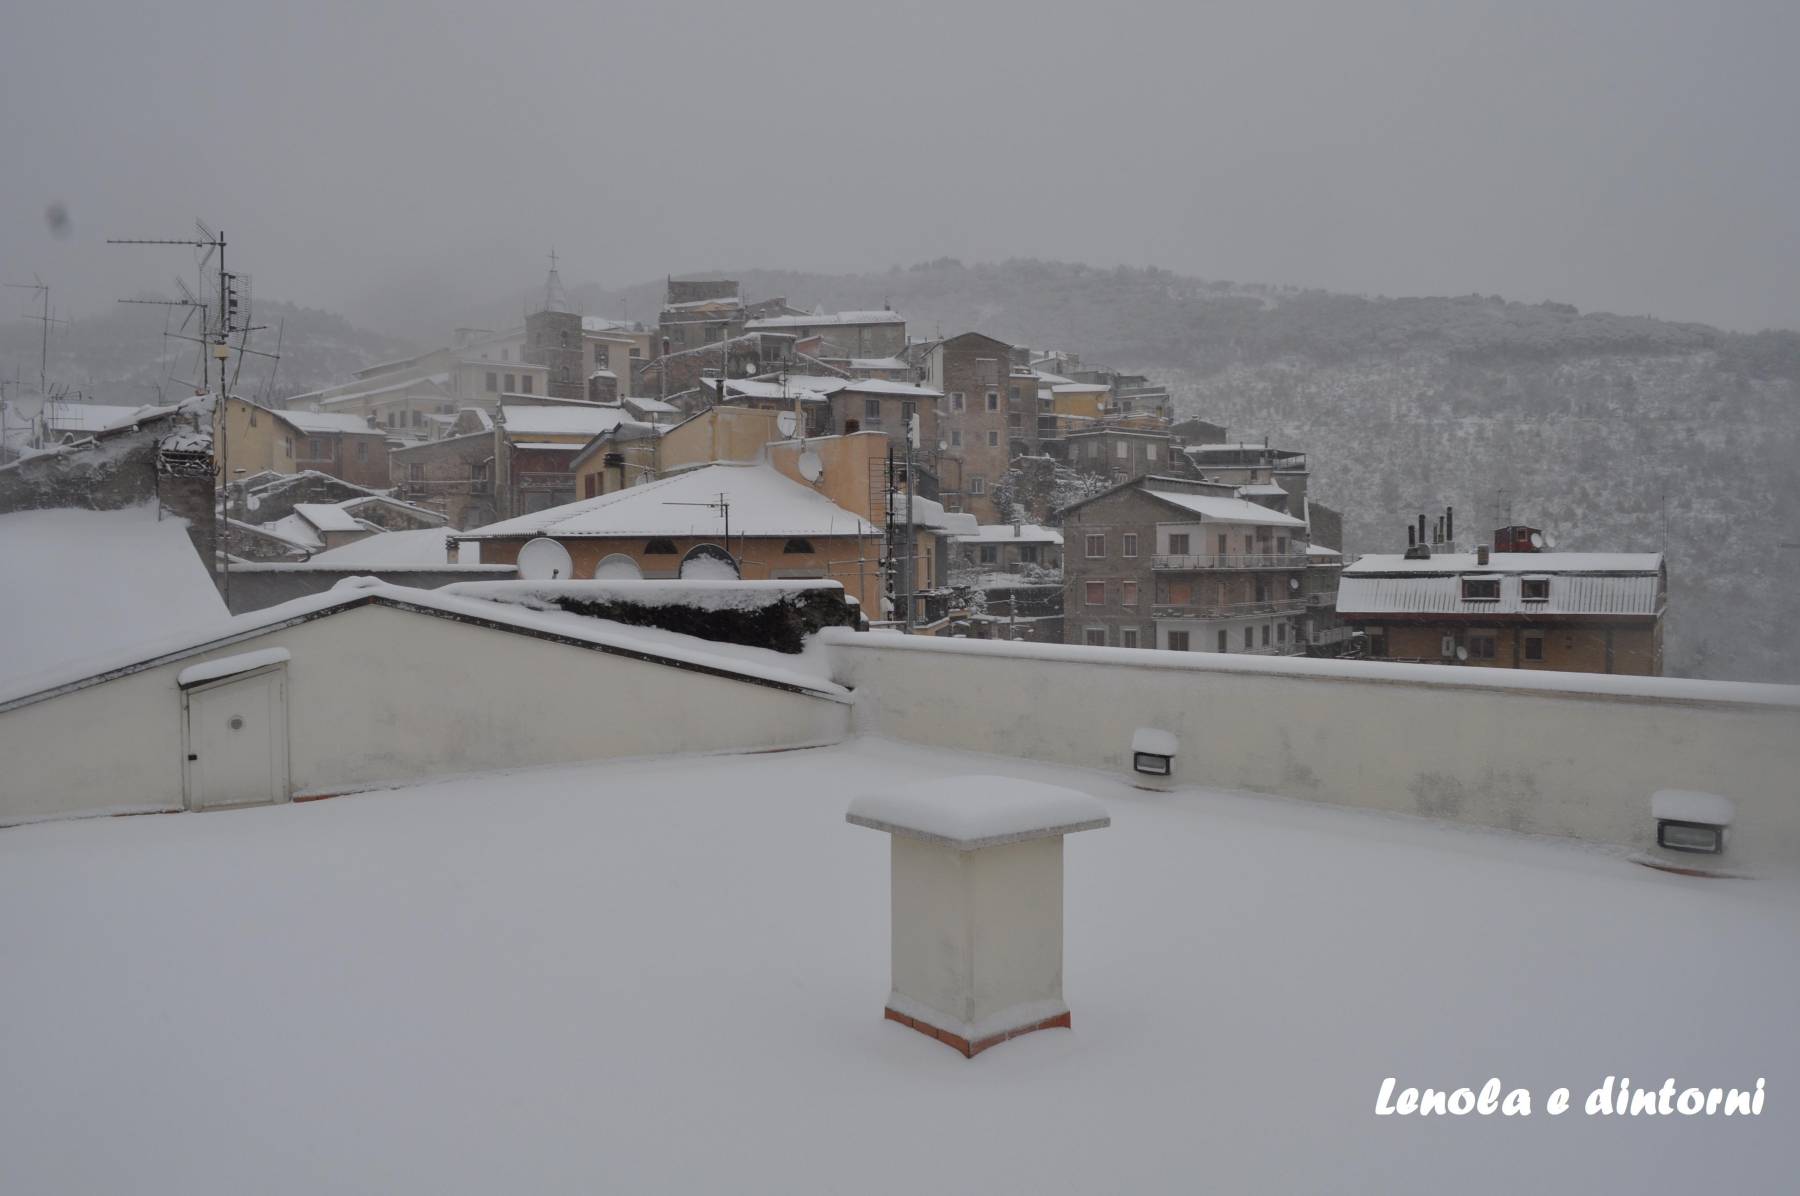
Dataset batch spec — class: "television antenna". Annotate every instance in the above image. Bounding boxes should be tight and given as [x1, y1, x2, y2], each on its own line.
[663, 492, 733, 563]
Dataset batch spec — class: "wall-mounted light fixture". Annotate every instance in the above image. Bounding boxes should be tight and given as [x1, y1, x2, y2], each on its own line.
[1651, 789, 1733, 856]
[1131, 728, 1178, 789]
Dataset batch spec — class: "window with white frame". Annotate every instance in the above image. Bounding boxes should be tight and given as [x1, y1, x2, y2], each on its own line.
[1122, 533, 1138, 558]
[969, 475, 986, 495]
[950, 392, 965, 411]
[1121, 627, 1139, 649]
[1085, 533, 1105, 557]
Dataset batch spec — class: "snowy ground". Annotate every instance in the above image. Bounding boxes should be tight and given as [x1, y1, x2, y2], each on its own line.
[0, 503, 228, 684]
[0, 738, 1794, 1193]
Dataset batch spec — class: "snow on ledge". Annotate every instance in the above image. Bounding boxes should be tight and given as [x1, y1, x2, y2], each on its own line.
[177, 647, 291, 688]
[817, 628, 1800, 709]
[1651, 789, 1735, 826]
[1132, 727, 1178, 756]
[440, 578, 848, 614]
[846, 775, 1110, 849]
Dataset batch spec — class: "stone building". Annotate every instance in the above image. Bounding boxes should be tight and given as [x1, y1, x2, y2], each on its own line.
[915, 332, 1023, 522]
[1059, 475, 1313, 653]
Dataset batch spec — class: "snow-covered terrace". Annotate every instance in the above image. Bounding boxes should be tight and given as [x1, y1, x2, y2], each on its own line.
[1, 737, 1793, 1192]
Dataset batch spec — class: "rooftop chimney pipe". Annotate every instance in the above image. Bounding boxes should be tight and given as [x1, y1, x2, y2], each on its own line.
[1445, 506, 1455, 545]
[1418, 514, 1427, 546]
[1408, 524, 1415, 547]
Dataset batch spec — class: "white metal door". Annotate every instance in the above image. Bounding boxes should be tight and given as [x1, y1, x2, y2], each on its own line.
[183, 670, 289, 810]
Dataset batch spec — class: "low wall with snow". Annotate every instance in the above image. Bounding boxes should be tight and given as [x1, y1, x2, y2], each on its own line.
[224, 564, 517, 614]
[823, 632, 1800, 874]
[0, 601, 850, 825]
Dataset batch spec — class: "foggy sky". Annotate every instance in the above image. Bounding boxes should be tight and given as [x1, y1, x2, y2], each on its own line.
[4, 0, 1798, 336]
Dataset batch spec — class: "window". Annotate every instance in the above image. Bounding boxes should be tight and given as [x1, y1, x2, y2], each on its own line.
[505, 374, 516, 392]
[584, 474, 598, 498]
[502, 348, 510, 361]
[595, 346, 610, 367]
[969, 475, 986, 495]
[1122, 581, 1138, 606]
[560, 330, 569, 347]
[1122, 533, 1138, 558]
[1462, 576, 1501, 601]
[1168, 631, 1190, 652]
[1147, 443, 1157, 460]
[521, 376, 533, 394]
[408, 463, 423, 482]
[312, 437, 329, 457]
[986, 430, 999, 447]
[986, 391, 999, 412]
[1085, 581, 1105, 605]
[1245, 535, 1256, 554]
[1217, 629, 1228, 652]
[1367, 629, 1388, 658]
[1217, 533, 1229, 556]
[356, 441, 368, 462]
[248, 407, 258, 426]
[410, 410, 422, 427]
[950, 430, 962, 447]
[1523, 632, 1546, 662]
[1521, 577, 1550, 602]
[1008, 385, 1020, 402]
[782, 538, 814, 554]
[1117, 442, 1128, 459]
[950, 392, 965, 411]
[1020, 545, 1039, 564]
[1084, 627, 1107, 647]
[283, 435, 293, 457]
[1277, 623, 1286, 644]
[1261, 624, 1271, 646]
[1167, 533, 1189, 556]
[1085, 533, 1105, 558]
[1122, 628, 1139, 649]
[865, 398, 882, 418]
[1009, 412, 1021, 428]
[1277, 537, 1288, 555]
[1468, 631, 1498, 660]
[486, 372, 498, 392]
[1244, 627, 1254, 648]
[979, 545, 998, 564]
[629, 346, 642, 359]
[644, 538, 678, 554]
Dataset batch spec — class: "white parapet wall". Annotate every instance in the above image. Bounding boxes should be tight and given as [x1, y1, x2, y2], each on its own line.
[0, 596, 852, 825]
[821, 630, 1800, 875]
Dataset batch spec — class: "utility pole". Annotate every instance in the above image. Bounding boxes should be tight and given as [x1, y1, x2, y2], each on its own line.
[108, 222, 266, 606]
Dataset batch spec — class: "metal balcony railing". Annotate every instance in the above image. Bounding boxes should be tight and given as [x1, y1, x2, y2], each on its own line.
[1152, 553, 1310, 570]
[1151, 597, 1308, 619]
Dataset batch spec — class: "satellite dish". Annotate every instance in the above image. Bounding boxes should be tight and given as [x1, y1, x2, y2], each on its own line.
[517, 537, 573, 581]
[679, 543, 739, 579]
[1529, 532, 1544, 549]
[592, 552, 642, 580]
[1288, 576, 1300, 591]
[776, 411, 797, 438]
[246, 494, 261, 512]
[1455, 645, 1470, 661]
[797, 449, 824, 483]
[1544, 532, 1559, 549]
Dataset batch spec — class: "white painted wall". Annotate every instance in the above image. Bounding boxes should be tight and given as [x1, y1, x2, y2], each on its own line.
[824, 632, 1800, 875]
[888, 834, 1066, 1040]
[0, 604, 849, 824]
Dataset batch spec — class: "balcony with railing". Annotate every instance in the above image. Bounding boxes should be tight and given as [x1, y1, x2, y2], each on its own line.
[1152, 597, 1308, 621]
[1152, 552, 1310, 570]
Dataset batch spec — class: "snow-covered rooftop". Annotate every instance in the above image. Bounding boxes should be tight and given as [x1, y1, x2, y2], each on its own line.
[837, 378, 943, 399]
[745, 310, 905, 329]
[0, 504, 228, 687]
[957, 523, 1065, 545]
[291, 503, 368, 534]
[306, 528, 458, 567]
[280, 410, 381, 436]
[458, 462, 877, 541]
[1, 736, 1791, 1191]
[498, 403, 629, 438]
[1345, 551, 1664, 575]
[40, 401, 175, 435]
[1144, 490, 1308, 528]
[704, 376, 847, 401]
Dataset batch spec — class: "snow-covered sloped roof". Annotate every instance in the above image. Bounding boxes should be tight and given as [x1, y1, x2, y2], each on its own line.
[837, 378, 943, 399]
[458, 463, 877, 540]
[1337, 572, 1663, 618]
[280, 410, 381, 436]
[703, 376, 845, 402]
[307, 528, 455, 567]
[292, 503, 369, 534]
[957, 523, 1064, 545]
[498, 403, 629, 438]
[623, 395, 679, 415]
[1144, 490, 1308, 528]
[1235, 481, 1288, 497]
[0, 504, 229, 687]
[897, 495, 978, 536]
[744, 310, 904, 329]
[1343, 551, 1663, 575]
[847, 356, 910, 371]
[40, 402, 175, 435]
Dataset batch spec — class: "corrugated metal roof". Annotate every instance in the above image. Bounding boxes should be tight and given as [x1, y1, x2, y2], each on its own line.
[1337, 573, 1662, 617]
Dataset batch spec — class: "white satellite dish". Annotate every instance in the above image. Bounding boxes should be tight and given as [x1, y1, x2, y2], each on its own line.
[592, 552, 642, 580]
[517, 537, 574, 581]
[797, 449, 824, 483]
[1455, 645, 1470, 661]
[1529, 531, 1544, 549]
[246, 494, 261, 512]
[1544, 532, 1559, 549]
[776, 411, 797, 438]
[1288, 576, 1300, 591]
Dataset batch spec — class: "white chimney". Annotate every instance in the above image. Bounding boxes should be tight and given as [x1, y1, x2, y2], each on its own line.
[847, 775, 1109, 1057]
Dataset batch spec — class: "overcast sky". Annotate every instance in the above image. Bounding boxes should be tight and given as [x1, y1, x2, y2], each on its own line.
[3, 0, 1797, 334]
